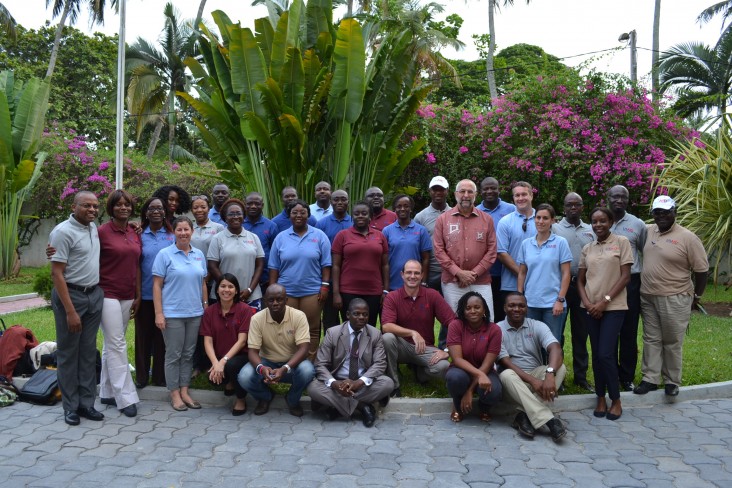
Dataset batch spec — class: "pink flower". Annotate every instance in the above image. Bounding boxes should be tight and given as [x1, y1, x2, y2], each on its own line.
[426, 153, 436, 164]
[459, 146, 469, 154]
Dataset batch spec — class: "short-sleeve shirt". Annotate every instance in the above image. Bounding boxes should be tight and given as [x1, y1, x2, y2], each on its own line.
[191, 220, 225, 258]
[414, 204, 449, 281]
[433, 206, 497, 285]
[199, 302, 254, 358]
[49, 215, 100, 287]
[579, 233, 634, 311]
[610, 212, 647, 274]
[152, 245, 207, 318]
[98, 221, 142, 300]
[316, 213, 353, 243]
[477, 198, 516, 276]
[309, 203, 333, 221]
[447, 320, 502, 369]
[208, 207, 225, 226]
[497, 210, 537, 291]
[207, 229, 265, 301]
[497, 318, 558, 372]
[243, 216, 279, 285]
[640, 223, 709, 296]
[332, 227, 388, 295]
[382, 221, 432, 290]
[370, 209, 397, 231]
[247, 306, 310, 362]
[140, 227, 175, 300]
[552, 218, 595, 276]
[516, 233, 573, 308]
[269, 226, 332, 297]
[272, 210, 317, 234]
[381, 286, 456, 346]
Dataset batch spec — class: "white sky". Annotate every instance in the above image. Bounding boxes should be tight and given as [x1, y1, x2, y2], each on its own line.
[5, 0, 725, 87]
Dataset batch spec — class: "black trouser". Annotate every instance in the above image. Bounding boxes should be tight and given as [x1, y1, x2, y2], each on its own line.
[566, 280, 589, 384]
[491, 275, 505, 323]
[134, 300, 166, 387]
[617, 273, 641, 383]
[322, 282, 341, 331]
[224, 354, 248, 399]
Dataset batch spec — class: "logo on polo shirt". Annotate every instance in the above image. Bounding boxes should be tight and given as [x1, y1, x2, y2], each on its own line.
[622, 227, 636, 234]
[476, 231, 485, 241]
[449, 223, 460, 234]
[546, 244, 557, 249]
[665, 238, 680, 245]
[583, 232, 594, 239]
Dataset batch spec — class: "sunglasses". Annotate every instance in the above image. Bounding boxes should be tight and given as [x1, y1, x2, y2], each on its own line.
[522, 217, 528, 232]
[191, 195, 209, 202]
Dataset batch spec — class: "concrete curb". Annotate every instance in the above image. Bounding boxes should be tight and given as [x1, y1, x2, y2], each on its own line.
[0, 293, 39, 303]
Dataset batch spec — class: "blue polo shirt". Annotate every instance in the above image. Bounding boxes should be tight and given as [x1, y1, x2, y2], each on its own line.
[140, 227, 175, 300]
[497, 210, 537, 292]
[272, 209, 318, 234]
[477, 198, 516, 277]
[516, 233, 573, 308]
[316, 213, 353, 243]
[269, 226, 332, 297]
[382, 221, 433, 290]
[208, 207, 225, 226]
[152, 245, 207, 318]
[244, 215, 279, 285]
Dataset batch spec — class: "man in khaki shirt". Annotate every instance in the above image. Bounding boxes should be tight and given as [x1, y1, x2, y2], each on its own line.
[238, 284, 315, 416]
[634, 196, 708, 397]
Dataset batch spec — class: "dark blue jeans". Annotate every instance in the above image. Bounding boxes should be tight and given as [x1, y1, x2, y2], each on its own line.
[238, 358, 315, 406]
[445, 367, 502, 413]
[586, 310, 625, 400]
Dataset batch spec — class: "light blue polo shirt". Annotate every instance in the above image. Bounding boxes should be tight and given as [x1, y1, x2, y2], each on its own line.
[497, 210, 537, 291]
[269, 226, 332, 297]
[477, 198, 516, 276]
[152, 244, 207, 318]
[516, 233, 573, 308]
[316, 213, 353, 243]
[309, 202, 333, 221]
[382, 221, 433, 290]
[140, 227, 175, 300]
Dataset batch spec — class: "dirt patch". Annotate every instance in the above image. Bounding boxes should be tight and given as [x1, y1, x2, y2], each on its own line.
[700, 302, 732, 318]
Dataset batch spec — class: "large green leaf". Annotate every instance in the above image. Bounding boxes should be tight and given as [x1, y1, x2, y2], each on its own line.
[255, 17, 275, 67]
[281, 48, 305, 116]
[329, 18, 365, 124]
[228, 25, 269, 125]
[305, 1, 332, 49]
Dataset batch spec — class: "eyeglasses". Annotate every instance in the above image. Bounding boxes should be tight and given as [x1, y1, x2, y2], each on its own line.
[147, 207, 165, 213]
[226, 211, 244, 217]
[78, 203, 100, 209]
[522, 217, 528, 232]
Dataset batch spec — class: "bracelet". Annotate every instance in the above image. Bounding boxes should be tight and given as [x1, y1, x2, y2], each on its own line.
[283, 364, 292, 373]
[246, 287, 253, 294]
[320, 286, 329, 292]
[203, 301, 208, 305]
[421, 282, 428, 287]
[321, 281, 330, 287]
[256, 364, 264, 375]
[382, 290, 389, 295]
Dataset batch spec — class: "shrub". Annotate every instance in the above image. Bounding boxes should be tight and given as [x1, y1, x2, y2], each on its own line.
[32, 265, 53, 302]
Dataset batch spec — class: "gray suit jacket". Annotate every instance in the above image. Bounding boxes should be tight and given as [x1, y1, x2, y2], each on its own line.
[314, 322, 387, 382]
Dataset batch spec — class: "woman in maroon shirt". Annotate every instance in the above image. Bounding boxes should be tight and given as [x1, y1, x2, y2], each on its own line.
[446, 291, 503, 422]
[98, 190, 142, 417]
[200, 273, 254, 416]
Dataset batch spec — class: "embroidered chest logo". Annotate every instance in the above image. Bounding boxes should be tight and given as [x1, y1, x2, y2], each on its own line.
[449, 223, 460, 234]
[476, 231, 484, 241]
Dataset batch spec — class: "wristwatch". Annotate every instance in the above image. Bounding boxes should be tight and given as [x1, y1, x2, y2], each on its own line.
[604, 295, 612, 303]
[555, 297, 565, 303]
[546, 367, 555, 375]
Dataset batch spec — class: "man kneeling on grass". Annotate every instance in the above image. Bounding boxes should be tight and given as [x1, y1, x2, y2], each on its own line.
[497, 292, 567, 442]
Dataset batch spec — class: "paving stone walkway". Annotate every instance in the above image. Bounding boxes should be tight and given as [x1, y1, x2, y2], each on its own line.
[1, 397, 730, 487]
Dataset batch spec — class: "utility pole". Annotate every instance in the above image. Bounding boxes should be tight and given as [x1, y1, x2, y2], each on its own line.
[115, 0, 126, 189]
[618, 30, 637, 84]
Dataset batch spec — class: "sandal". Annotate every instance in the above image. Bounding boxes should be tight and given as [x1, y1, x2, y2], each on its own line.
[450, 408, 463, 423]
[479, 411, 492, 423]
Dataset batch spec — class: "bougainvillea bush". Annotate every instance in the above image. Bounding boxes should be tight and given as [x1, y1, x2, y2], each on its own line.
[402, 71, 700, 213]
[31, 125, 222, 222]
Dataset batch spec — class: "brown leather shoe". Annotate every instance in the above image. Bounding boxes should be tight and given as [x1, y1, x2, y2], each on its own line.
[254, 398, 272, 415]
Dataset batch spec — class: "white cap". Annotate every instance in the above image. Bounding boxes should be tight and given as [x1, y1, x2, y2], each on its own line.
[651, 195, 676, 211]
[428, 176, 449, 189]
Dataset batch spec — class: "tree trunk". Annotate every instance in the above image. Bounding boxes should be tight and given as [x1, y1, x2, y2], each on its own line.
[347, 0, 353, 17]
[652, 0, 661, 102]
[194, 0, 207, 33]
[45, 1, 71, 79]
[147, 119, 163, 159]
[167, 88, 175, 160]
[486, 0, 498, 100]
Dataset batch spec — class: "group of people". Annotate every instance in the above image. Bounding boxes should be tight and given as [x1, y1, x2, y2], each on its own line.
[48, 175, 708, 442]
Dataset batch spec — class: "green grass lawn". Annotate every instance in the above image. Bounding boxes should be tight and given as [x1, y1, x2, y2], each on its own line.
[3, 283, 730, 396]
[0, 266, 47, 297]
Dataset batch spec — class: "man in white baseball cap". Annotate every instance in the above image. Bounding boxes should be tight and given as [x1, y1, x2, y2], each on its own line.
[634, 195, 708, 397]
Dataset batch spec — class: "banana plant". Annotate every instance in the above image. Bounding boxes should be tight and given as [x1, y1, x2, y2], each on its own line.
[180, 0, 430, 216]
[0, 70, 50, 278]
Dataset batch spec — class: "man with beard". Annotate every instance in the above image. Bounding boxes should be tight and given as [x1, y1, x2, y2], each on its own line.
[365, 186, 397, 231]
[309, 181, 333, 221]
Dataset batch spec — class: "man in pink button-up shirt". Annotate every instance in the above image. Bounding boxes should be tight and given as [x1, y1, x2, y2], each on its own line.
[433, 179, 497, 321]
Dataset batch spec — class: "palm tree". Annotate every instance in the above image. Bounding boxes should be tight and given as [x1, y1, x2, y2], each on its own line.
[0, 3, 17, 42]
[45, 0, 118, 79]
[658, 28, 732, 118]
[486, 0, 531, 100]
[126, 2, 196, 159]
[697, 1, 732, 33]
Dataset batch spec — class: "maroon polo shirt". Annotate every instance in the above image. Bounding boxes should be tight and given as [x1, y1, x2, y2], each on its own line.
[370, 209, 397, 231]
[381, 286, 456, 345]
[447, 320, 502, 368]
[199, 302, 254, 358]
[332, 227, 388, 295]
[98, 221, 142, 300]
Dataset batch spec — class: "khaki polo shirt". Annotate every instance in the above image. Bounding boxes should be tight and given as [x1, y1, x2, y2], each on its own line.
[579, 233, 634, 311]
[640, 224, 709, 296]
[247, 306, 310, 362]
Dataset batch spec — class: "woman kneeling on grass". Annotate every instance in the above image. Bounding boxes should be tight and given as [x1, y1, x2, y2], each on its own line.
[200, 274, 254, 416]
[446, 291, 503, 422]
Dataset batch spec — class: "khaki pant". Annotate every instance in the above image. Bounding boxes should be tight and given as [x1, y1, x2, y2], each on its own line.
[382, 333, 449, 389]
[499, 364, 566, 429]
[287, 295, 323, 361]
[640, 293, 692, 386]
